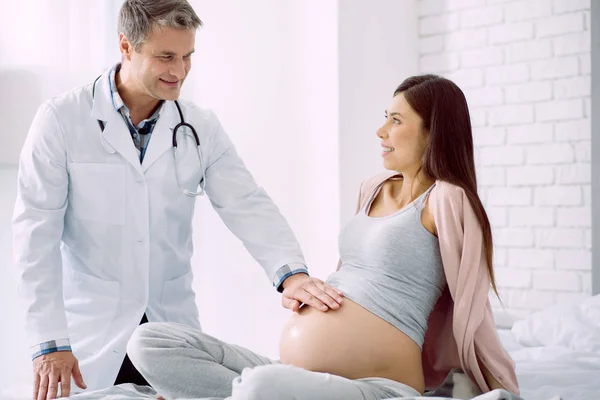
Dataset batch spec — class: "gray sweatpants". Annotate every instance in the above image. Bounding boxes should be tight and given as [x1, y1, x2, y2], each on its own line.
[127, 322, 421, 400]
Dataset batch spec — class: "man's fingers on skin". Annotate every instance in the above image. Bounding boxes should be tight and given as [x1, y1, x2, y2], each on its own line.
[291, 300, 301, 312]
[284, 298, 298, 311]
[320, 281, 344, 297]
[47, 372, 59, 399]
[309, 288, 340, 310]
[282, 296, 293, 309]
[298, 290, 328, 311]
[282, 295, 301, 312]
[60, 371, 72, 398]
[307, 283, 341, 308]
[37, 374, 49, 400]
[33, 373, 40, 400]
[310, 279, 344, 303]
[322, 284, 344, 304]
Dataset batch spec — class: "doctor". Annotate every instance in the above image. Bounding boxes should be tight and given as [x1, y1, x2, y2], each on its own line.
[12, 1, 343, 399]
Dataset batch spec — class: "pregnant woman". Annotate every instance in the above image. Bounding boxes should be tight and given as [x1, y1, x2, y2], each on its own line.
[127, 75, 519, 400]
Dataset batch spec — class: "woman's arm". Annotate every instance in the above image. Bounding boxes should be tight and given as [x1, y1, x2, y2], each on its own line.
[426, 186, 501, 392]
[428, 183, 519, 394]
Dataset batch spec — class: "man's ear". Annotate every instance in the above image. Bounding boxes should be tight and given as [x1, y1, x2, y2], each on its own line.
[118, 33, 133, 61]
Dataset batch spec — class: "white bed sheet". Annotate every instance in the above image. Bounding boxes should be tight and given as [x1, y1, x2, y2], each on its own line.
[497, 293, 600, 400]
[498, 330, 600, 400]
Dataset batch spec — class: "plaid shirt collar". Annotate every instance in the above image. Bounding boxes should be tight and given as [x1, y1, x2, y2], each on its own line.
[108, 63, 164, 129]
[108, 63, 164, 162]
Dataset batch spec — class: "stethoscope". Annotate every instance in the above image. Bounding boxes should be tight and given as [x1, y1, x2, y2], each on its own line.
[92, 75, 206, 197]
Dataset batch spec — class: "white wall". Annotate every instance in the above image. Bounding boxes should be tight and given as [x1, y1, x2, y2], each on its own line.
[418, 0, 592, 318]
[0, 0, 120, 164]
[185, 0, 341, 357]
[339, 0, 420, 223]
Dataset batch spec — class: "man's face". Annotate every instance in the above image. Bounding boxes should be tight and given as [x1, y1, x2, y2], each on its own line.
[121, 26, 195, 101]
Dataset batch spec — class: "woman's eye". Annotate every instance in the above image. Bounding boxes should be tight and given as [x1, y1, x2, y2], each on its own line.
[393, 119, 401, 124]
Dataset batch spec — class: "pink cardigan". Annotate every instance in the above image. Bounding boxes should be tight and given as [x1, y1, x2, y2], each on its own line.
[341, 172, 519, 395]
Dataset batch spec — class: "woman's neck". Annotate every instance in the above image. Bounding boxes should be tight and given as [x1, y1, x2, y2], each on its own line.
[389, 170, 434, 208]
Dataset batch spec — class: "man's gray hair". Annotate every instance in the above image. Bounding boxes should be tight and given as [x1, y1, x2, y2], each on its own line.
[118, 0, 203, 51]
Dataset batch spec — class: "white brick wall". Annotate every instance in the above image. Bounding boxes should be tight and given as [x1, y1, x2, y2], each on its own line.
[418, 0, 591, 317]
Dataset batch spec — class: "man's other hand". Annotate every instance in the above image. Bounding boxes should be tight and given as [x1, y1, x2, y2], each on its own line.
[33, 351, 86, 399]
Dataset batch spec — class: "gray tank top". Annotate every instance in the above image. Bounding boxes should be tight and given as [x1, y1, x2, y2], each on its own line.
[326, 182, 446, 348]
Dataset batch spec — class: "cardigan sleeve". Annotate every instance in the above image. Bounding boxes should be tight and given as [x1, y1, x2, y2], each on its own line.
[431, 183, 519, 395]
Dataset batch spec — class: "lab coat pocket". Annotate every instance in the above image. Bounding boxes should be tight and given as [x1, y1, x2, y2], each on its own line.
[63, 269, 120, 354]
[68, 162, 126, 225]
[162, 270, 200, 329]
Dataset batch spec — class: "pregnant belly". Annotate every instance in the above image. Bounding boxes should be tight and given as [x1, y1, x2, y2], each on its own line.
[278, 298, 425, 393]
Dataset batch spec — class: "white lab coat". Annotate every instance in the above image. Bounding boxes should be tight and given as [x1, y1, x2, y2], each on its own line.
[12, 69, 306, 391]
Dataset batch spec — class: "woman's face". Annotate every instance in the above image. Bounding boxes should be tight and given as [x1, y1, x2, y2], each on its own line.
[376, 92, 428, 174]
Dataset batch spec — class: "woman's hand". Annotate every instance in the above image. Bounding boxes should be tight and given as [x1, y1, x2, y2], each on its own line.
[280, 274, 344, 312]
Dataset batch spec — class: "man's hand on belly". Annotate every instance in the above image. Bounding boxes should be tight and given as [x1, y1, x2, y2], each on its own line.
[281, 274, 344, 312]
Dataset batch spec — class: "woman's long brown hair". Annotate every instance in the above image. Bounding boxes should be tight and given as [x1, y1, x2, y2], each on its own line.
[395, 75, 498, 295]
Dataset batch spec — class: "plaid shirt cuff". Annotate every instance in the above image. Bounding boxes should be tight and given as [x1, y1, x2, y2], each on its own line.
[31, 339, 72, 360]
[273, 263, 308, 293]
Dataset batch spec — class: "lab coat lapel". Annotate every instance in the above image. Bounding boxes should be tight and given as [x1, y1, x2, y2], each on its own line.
[141, 101, 176, 171]
[101, 113, 145, 174]
[90, 72, 144, 174]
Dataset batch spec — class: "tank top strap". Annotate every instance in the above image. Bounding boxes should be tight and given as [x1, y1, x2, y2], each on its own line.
[415, 183, 436, 210]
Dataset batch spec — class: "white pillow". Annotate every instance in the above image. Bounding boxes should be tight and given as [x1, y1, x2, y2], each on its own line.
[511, 294, 600, 353]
